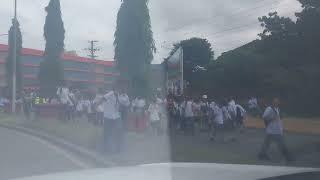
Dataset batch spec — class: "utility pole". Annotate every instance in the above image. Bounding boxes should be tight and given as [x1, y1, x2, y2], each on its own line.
[84, 40, 100, 59]
[12, 0, 17, 113]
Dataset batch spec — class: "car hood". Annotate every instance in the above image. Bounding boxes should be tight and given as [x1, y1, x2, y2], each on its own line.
[13, 163, 319, 180]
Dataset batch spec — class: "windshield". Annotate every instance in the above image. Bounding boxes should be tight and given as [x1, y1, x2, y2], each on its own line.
[0, 0, 320, 180]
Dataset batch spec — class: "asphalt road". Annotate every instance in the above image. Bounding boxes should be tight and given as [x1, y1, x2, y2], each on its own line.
[0, 127, 90, 180]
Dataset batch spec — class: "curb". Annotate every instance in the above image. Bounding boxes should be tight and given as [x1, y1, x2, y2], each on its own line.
[0, 123, 116, 168]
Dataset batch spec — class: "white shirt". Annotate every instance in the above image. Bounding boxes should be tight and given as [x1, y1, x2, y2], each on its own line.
[248, 98, 258, 109]
[222, 106, 231, 122]
[184, 101, 194, 117]
[227, 101, 237, 118]
[93, 94, 104, 113]
[236, 104, 246, 117]
[103, 91, 120, 120]
[132, 98, 146, 113]
[148, 103, 161, 122]
[118, 93, 130, 107]
[212, 105, 224, 125]
[263, 106, 283, 135]
[57, 87, 70, 105]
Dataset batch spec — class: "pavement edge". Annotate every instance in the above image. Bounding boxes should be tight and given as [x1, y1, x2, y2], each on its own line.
[0, 123, 116, 168]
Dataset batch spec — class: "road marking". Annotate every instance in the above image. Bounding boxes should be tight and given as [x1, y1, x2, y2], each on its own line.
[14, 130, 91, 169]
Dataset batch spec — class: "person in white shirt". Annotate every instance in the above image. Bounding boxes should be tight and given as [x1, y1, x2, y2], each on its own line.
[182, 96, 195, 135]
[118, 89, 130, 130]
[132, 96, 147, 132]
[209, 102, 224, 142]
[98, 87, 123, 153]
[258, 97, 293, 162]
[235, 104, 246, 131]
[148, 97, 161, 135]
[200, 95, 210, 130]
[57, 84, 73, 121]
[227, 98, 237, 127]
[248, 97, 261, 116]
[93, 89, 104, 125]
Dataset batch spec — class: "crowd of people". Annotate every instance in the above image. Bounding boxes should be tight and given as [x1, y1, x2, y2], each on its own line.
[1, 84, 293, 162]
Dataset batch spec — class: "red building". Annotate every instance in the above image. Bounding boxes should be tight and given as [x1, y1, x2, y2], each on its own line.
[0, 44, 117, 92]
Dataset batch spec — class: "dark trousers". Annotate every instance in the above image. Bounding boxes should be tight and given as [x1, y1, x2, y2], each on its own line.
[103, 118, 124, 153]
[259, 134, 292, 161]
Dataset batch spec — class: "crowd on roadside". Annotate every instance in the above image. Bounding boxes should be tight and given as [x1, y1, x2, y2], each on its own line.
[1, 84, 293, 162]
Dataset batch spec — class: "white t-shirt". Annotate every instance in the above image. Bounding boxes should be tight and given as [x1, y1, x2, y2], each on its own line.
[118, 93, 130, 107]
[222, 106, 231, 122]
[132, 98, 146, 113]
[227, 101, 237, 118]
[57, 87, 70, 105]
[248, 98, 258, 109]
[263, 106, 283, 135]
[103, 91, 120, 120]
[184, 101, 194, 117]
[94, 94, 104, 113]
[211, 105, 224, 125]
[148, 103, 161, 122]
[236, 104, 246, 117]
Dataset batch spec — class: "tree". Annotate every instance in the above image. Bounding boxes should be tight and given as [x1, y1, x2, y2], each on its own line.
[167, 37, 214, 95]
[39, 0, 65, 97]
[114, 0, 156, 97]
[205, 0, 320, 116]
[6, 19, 22, 99]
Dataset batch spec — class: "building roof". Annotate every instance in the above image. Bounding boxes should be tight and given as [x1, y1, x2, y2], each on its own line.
[0, 44, 114, 66]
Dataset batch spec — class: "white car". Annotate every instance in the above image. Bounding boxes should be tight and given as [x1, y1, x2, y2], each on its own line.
[13, 163, 320, 180]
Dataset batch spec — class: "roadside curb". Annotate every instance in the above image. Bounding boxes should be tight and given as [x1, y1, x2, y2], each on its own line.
[0, 123, 116, 168]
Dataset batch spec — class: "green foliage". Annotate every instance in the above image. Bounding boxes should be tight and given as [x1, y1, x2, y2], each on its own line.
[207, 0, 320, 116]
[167, 37, 214, 96]
[39, 0, 65, 97]
[114, 0, 156, 97]
[6, 19, 22, 98]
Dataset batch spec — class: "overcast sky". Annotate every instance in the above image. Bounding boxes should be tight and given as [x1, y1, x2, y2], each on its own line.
[0, 0, 301, 63]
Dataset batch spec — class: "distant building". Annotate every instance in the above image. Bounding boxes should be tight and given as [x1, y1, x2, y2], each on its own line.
[0, 44, 117, 92]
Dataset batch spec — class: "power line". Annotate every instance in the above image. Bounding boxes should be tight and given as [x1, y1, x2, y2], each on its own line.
[183, 0, 280, 34]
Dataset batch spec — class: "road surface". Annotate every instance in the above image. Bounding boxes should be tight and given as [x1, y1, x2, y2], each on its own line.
[0, 127, 90, 180]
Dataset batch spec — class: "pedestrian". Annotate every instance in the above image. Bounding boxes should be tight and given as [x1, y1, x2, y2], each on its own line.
[118, 89, 130, 130]
[182, 96, 195, 135]
[22, 90, 32, 120]
[193, 98, 201, 131]
[93, 89, 104, 125]
[98, 86, 123, 154]
[132, 96, 147, 133]
[235, 104, 246, 132]
[148, 97, 161, 135]
[200, 95, 210, 131]
[258, 97, 294, 162]
[57, 83, 71, 121]
[227, 98, 237, 128]
[209, 101, 224, 142]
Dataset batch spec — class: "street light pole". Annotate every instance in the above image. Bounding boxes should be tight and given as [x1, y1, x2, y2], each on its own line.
[12, 0, 17, 113]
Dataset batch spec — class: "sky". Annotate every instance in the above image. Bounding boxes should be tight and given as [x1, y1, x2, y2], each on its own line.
[0, 0, 302, 64]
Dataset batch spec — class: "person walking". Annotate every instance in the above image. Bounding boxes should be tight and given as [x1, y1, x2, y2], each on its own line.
[148, 97, 162, 135]
[235, 104, 246, 132]
[258, 97, 294, 162]
[99, 87, 123, 154]
[182, 96, 195, 136]
[200, 95, 210, 131]
[209, 101, 224, 142]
